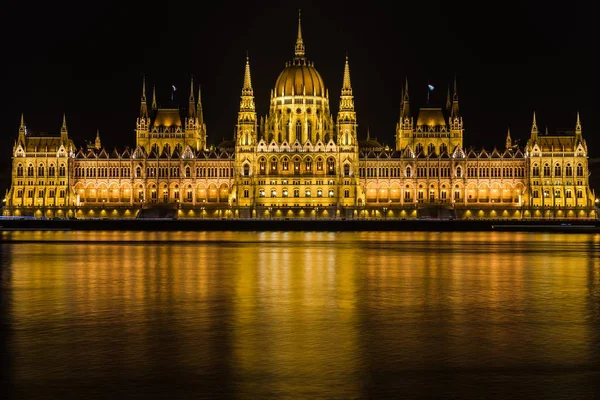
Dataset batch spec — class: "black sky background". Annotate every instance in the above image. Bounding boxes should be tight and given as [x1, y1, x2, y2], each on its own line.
[0, 1, 597, 195]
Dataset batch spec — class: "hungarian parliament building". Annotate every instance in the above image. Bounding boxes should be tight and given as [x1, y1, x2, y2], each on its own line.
[2, 15, 597, 220]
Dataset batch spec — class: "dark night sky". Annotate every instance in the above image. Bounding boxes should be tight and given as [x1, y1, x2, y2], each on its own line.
[0, 1, 597, 193]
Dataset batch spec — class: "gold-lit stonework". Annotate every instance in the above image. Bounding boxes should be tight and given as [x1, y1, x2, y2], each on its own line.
[2, 13, 597, 220]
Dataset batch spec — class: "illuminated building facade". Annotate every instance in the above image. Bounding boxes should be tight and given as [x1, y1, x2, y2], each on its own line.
[2, 14, 597, 220]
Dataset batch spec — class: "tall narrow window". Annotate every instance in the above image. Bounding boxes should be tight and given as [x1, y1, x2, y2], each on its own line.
[296, 121, 302, 140]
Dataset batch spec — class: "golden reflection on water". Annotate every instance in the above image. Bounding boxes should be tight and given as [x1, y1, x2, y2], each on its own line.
[2, 231, 600, 398]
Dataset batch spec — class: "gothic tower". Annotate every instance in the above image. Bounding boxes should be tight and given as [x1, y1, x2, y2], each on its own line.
[233, 55, 258, 208]
[396, 78, 413, 151]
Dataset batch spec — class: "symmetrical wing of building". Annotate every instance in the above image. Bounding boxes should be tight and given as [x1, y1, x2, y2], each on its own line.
[3, 14, 597, 220]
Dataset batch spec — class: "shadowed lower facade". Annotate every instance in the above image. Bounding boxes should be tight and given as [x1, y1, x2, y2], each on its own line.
[2, 13, 597, 220]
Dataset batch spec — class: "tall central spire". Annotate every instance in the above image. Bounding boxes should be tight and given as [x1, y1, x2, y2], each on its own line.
[294, 9, 305, 59]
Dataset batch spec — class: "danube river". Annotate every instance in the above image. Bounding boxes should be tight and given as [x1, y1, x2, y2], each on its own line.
[1, 231, 599, 399]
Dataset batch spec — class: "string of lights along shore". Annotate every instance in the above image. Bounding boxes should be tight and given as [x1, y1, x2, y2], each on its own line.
[2, 10, 597, 221]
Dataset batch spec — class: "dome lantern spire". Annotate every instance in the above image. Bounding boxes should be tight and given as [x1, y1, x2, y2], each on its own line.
[294, 9, 305, 60]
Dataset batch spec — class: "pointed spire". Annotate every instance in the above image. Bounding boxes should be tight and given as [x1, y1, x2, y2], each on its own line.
[60, 113, 68, 142]
[19, 113, 25, 133]
[530, 110, 538, 142]
[95, 128, 101, 150]
[342, 54, 352, 92]
[505, 127, 512, 150]
[141, 76, 147, 101]
[140, 76, 149, 118]
[189, 75, 195, 102]
[399, 86, 404, 111]
[576, 111, 582, 133]
[188, 75, 196, 119]
[151, 85, 157, 109]
[453, 75, 458, 101]
[400, 77, 410, 119]
[367, 127, 370, 140]
[242, 54, 253, 96]
[446, 85, 451, 110]
[295, 9, 305, 59]
[450, 76, 460, 120]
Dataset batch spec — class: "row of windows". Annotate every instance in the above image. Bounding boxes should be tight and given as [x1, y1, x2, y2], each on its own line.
[252, 163, 350, 176]
[359, 166, 526, 179]
[256, 188, 339, 198]
[16, 189, 66, 198]
[466, 167, 526, 178]
[414, 143, 449, 155]
[257, 157, 336, 173]
[17, 164, 66, 177]
[73, 166, 235, 179]
[532, 189, 584, 199]
[75, 167, 131, 178]
[532, 163, 584, 177]
[243, 188, 352, 199]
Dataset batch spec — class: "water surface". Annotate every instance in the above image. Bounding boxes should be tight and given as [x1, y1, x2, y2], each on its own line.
[1, 231, 600, 399]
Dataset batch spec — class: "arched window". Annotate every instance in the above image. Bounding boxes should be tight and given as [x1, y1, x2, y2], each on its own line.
[305, 158, 312, 171]
[316, 157, 323, 171]
[48, 164, 55, 176]
[415, 144, 424, 154]
[136, 166, 142, 177]
[243, 164, 250, 176]
[17, 164, 23, 177]
[259, 158, 266, 175]
[576, 163, 583, 177]
[294, 158, 301, 174]
[270, 157, 278, 172]
[543, 164, 551, 177]
[440, 143, 448, 154]
[532, 164, 540, 177]
[59, 164, 66, 177]
[38, 164, 45, 177]
[307, 121, 312, 138]
[343, 164, 350, 176]
[282, 158, 289, 171]
[296, 121, 302, 140]
[185, 166, 191, 177]
[565, 164, 573, 176]
[406, 166, 412, 178]
[554, 164, 561, 177]
[427, 143, 435, 155]
[327, 158, 335, 174]
[456, 166, 462, 178]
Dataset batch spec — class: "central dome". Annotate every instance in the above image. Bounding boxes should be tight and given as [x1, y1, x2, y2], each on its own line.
[274, 60, 325, 97]
[273, 11, 326, 98]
